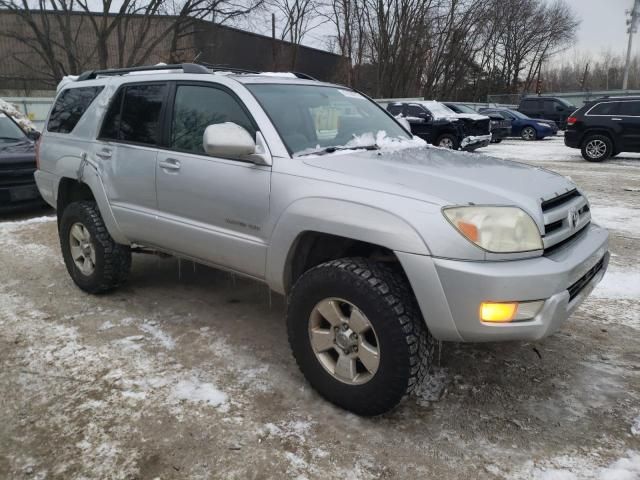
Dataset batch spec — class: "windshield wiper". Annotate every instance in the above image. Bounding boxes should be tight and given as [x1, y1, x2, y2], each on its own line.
[0, 136, 23, 141]
[297, 144, 379, 157]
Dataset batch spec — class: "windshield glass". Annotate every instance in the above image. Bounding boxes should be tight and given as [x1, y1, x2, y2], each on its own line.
[509, 109, 529, 119]
[452, 104, 477, 114]
[422, 102, 456, 118]
[245, 84, 413, 156]
[0, 114, 27, 142]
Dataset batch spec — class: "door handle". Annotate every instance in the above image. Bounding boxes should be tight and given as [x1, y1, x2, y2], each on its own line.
[96, 149, 112, 160]
[159, 159, 181, 171]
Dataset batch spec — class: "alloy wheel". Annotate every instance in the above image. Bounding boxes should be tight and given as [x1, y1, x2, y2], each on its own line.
[585, 139, 607, 159]
[308, 298, 380, 385]
[69, 222, 96, 276]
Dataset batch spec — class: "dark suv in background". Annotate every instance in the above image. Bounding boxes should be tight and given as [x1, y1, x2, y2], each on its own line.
[0, 112, 43, 212]
[565, 96, 640, 161]
[444, 103, 512, 143]
[519, 96, 576, 129]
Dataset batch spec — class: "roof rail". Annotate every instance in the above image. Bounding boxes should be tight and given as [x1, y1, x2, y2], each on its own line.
[195, 62, 261, 75]
[290, 72, 318, 81]
[77, 63, 209, 81]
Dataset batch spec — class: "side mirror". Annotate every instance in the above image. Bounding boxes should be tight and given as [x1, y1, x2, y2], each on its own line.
[203, 122, 256, 158]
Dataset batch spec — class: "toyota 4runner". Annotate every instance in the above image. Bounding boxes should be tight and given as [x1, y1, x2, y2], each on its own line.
[36, 64, 609, 416]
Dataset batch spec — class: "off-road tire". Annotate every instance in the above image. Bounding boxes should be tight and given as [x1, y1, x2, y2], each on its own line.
[581, 134, 613, 162]
[59, 201, 131, 294]
[436, 134, 459, 150]
[287, 258, 434, 416]
[521, 126, 537, 141]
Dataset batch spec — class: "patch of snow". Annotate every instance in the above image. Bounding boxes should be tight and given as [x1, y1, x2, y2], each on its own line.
[139, 322, 175, 350]
[632, 416, 640, 436]
[0, 215, 55, 228]
[258, 72, 298, 78]
[170, 378, 227, 407]
[591, 205, 640, 238]
[592, 268, 640, 300]
[510, 451, 640, 480]
[98, 321, 115, 331]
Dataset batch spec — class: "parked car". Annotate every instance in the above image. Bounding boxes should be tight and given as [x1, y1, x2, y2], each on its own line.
[0, 112, 44, 213]
[36, 64, 609, 416]
[565, 96, 640, 161]
[480, 107, 557, 140]
[387, 101, 491, 150]
[443, 103, 512, 143]
[518, 96, 576, 129]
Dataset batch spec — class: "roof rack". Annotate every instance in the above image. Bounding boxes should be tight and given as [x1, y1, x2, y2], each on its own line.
[290, 72, 318, 81]
[77, 63, 208, 81]
[195, 62, 261, 74]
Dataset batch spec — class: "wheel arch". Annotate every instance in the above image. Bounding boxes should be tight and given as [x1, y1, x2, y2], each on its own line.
[581, 129, 616, 147]
[54, 164, 128, 244]
[266, 198, 430, 294]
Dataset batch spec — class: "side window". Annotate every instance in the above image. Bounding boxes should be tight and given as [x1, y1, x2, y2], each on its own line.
[387, 105, 403, 116]
[619, 101, 640, 117]
[47, 86, 104, 133]
[170, 85, 256, 155]
[588, 102, 620, 116]
[521, 99, 537, 110]
[406, 105, 426, 117]
[543, 100, 556, 113]
[100, 83, 167, 145]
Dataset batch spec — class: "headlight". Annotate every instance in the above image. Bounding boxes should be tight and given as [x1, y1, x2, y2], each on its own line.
[537, 122, 551, 128]
[443, 206, 543, 253]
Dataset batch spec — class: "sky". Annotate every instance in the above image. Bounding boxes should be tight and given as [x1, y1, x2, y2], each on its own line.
[563, 0, 637, 58]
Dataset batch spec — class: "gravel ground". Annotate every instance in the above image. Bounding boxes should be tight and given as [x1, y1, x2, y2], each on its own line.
[1, 135, 639, 479]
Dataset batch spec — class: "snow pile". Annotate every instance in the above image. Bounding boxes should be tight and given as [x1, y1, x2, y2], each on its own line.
[138, 321, 175, 350]
[632, 416, 640, 436]
[591, 205, 640, 238]
[0, 98, 37, 132]
[345, 130, 427, 150]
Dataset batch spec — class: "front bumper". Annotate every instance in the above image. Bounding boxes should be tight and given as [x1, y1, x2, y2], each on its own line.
[564, 130, 581, 148]
[461, 134, 492, 150]
[0, 182, 45, 213]
[491, 127, 511, 140]
[397, 223, 609, 342]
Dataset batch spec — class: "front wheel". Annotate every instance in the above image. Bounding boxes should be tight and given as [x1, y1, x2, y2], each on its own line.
[287, 258, 433, 416]
[581, 135, 613, 162]
[59, 201, 131, 294]
[521, 126, 537, 141]
[436, 134, 459, 150]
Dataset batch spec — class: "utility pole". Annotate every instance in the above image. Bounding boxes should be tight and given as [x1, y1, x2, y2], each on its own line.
[623, 0, 640, 90]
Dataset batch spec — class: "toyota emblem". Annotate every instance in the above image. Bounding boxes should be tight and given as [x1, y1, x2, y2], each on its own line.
[567, 208, 580, 228]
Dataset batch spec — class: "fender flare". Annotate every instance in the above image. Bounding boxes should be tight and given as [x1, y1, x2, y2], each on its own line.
[54, 156, 129, 245]
[266, 197, 430, 294]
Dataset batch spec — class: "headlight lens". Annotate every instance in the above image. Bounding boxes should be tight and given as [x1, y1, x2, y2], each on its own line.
[443, 206, 543, 253]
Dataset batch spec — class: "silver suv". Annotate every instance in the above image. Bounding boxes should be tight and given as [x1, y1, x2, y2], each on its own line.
[35, 64, 609, 415]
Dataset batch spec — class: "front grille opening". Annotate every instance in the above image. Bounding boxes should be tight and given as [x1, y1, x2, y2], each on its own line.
[545, 219, 564, 234]
[541, 189, 581, 212]
[568, 257, 605, 301]
[544, 223, 590, 255]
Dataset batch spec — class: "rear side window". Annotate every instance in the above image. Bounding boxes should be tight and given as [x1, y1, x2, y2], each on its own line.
[100, 83, 167, 145]
[170, 85, 255, 155]
[588, 102, 620, 116]
[618, 101, 640, 116]
[47, 86, 104, 133]
[521, 99, 538, 110]
[387, 105, 403, 116]
[407, 105, 426, 117]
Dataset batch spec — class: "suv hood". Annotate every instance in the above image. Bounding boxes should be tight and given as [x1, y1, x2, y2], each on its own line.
[302, 146, 574, 226]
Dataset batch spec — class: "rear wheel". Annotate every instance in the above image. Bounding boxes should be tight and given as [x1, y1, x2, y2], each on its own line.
[581, 135, 613, 162]
[287, 258, 434, 416]
[436, 134, 459, 150]
[521, 126, 537, 141]
[59, 201, 131, 293]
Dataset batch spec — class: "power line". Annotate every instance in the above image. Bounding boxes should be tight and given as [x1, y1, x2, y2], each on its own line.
[623, 0, 640, 90]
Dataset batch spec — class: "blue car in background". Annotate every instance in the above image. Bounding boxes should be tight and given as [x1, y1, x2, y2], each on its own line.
[479, 108, 558, 141]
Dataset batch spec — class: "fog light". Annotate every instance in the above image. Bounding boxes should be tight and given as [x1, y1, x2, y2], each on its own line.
[480, 302, 518, 322]
[480, 300, 545, 323]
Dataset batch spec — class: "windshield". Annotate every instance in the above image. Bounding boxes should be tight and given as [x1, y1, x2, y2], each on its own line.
[509, 109, 529, 119]
[452, 104, 477, 114]
[0, 114, 27, 142]
[422, 102, 456, 118]
[245, 84, 412, 156]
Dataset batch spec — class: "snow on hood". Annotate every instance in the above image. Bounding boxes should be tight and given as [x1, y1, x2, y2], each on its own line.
[448, 112, 490, 121]
[0, 100, 37, 132]
[294, 131, 426, 157]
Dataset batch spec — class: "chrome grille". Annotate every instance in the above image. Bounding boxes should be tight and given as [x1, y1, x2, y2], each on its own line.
[541, 189, 591, 253]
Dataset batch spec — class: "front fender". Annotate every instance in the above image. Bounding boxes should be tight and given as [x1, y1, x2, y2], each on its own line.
[265, 197, 430, 294]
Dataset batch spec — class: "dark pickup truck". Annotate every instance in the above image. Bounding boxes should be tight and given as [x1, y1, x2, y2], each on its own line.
[0, 113, 43, 213]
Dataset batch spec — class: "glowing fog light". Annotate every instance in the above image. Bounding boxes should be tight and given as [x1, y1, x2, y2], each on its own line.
[480, 300, 545, 323]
